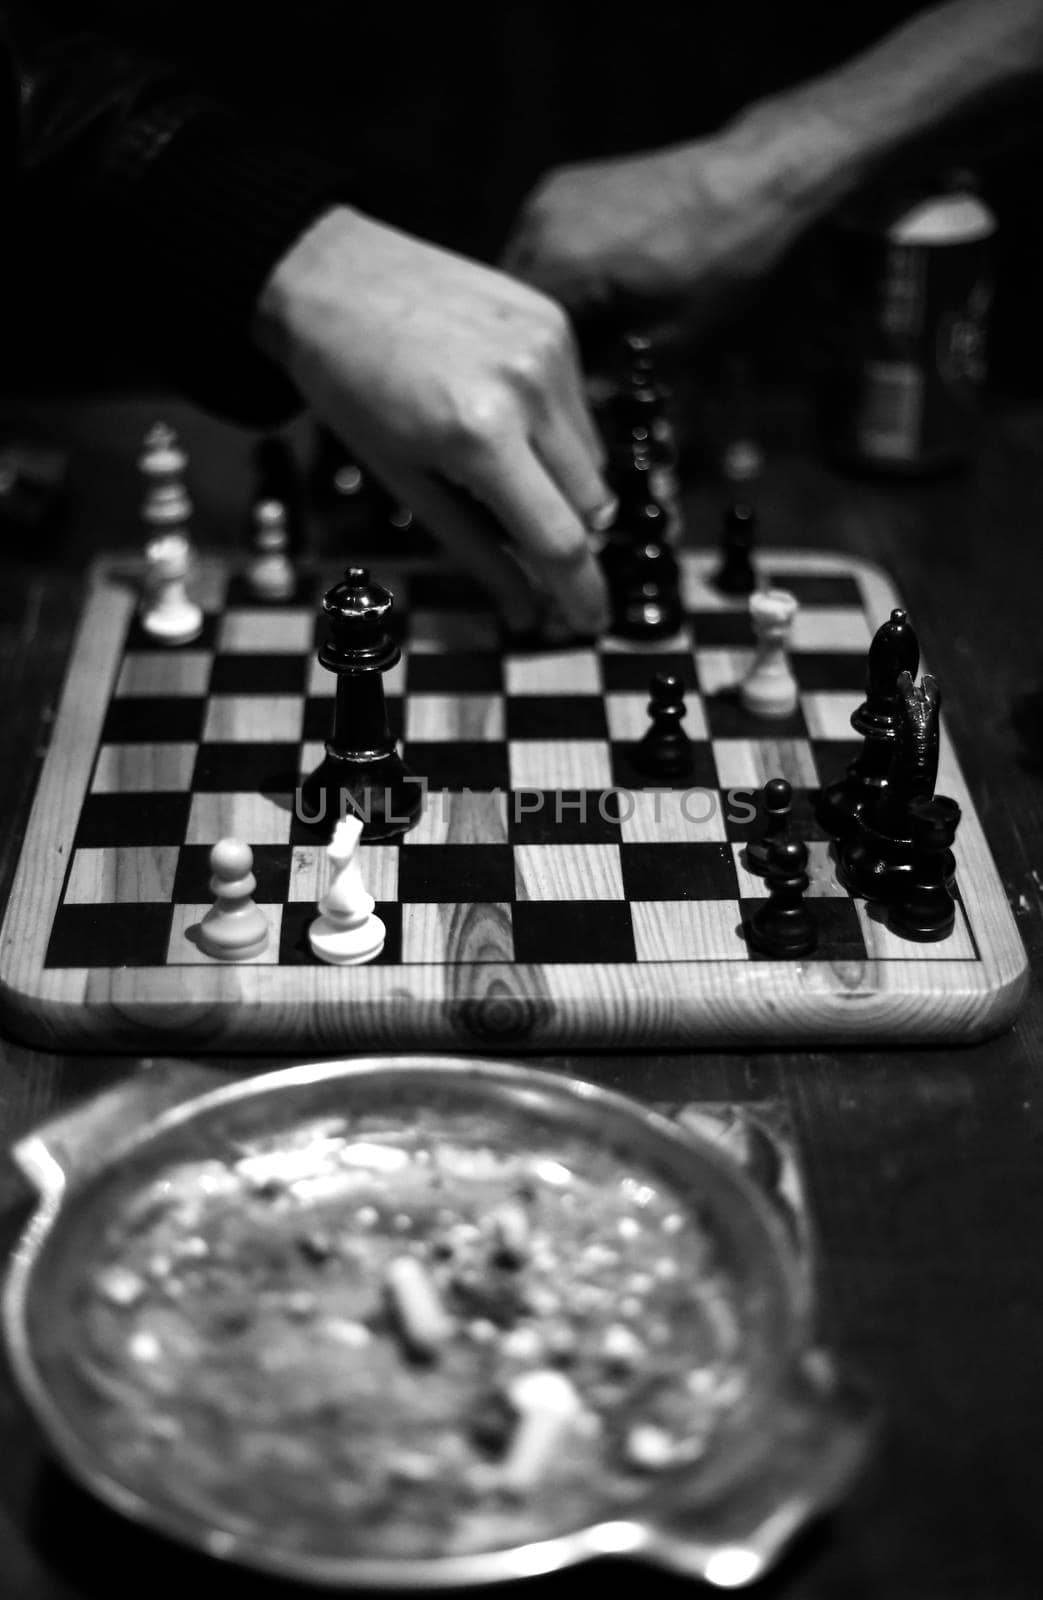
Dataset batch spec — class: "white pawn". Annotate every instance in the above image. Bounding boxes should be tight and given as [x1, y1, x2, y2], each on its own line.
[197, 839, 270, 961]
[142, 531, 204, 644]
[741, 588, 799, 719]
[246, 500, 296, 600]
[308, 816, 386, 966]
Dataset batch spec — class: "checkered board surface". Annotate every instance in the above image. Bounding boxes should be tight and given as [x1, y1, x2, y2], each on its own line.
[0, 549, 1027, 1051]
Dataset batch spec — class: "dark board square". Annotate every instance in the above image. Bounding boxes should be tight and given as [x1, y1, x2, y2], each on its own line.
[812, 741, 863, 793]
[278, 901, 402, 965]
[506, 696, 608, 741]
[722, 787, 830, 845]
[224, 574, 318, 609]
[740, 895, 866, 962]
[193, 744, 301, 793]
[792, 654, 867, 693]
[407, 572, 492, 611]
[209, 654, 308, 695]
[765, 572, 863, 608]
[687, 612, 755, 648]
[47, 903, 173, 968]
[611, 741, 719, 793]
[399, 844, 515, 903]
[302, 696, 404, 742]
[174, 844, 292, 904]
[403, 741, 509, 792]
[123, 614, 219, 653]
[621, 842, 738, 901]
[405, 653, 504, 693]
[74, 792, 191, 848]
[102, 697, 206, 743]
[512, 900, 635, 963]
[508, 789, 623, 845]
[702, 689, 808, 741]
[600, 652, 698, 693]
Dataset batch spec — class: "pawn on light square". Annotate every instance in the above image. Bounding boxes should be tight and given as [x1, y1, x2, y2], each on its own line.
[740, 589, 799, 720]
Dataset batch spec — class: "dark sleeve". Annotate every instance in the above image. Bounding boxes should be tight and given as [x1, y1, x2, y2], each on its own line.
[2, 6, 352, 421]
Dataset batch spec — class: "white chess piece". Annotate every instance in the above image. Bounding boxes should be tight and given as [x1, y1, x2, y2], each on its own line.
[741, 588, 799, 719]
[247, 500, 296, 600]
[197, 839, 270, 960]
[308, 816, 386, 965]
[142, 532, 204, 645]
[140, 420, 193, 536]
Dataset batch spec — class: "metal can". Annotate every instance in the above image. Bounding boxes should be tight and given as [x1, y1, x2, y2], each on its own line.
[822, 179, 996, 476]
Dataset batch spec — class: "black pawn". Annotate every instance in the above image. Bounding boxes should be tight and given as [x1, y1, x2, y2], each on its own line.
[714, 503, 757, 596]
[636, 672, 693, 778]
[747, 837, 817, 957]
[745, 778, 793, 875]
[890, 796, 961, 942]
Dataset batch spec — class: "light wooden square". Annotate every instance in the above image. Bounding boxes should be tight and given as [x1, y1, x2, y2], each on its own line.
[401, 901, 514, 962]
[679, 553, 750, 613]
[711, 738, 821, 791]
[631, 899, 746, 961]
[514, 843, 624, 901]
[406, 789, 509, 845]
[731, 839, 848, 899]
[693, 648, 753, 697]
[64, 846, 180, 905]
[217, 610, 314, 654]
[202, 695, 303, 743]
[405, 694, 505, 742]
[91, 743, 197, 794]
[790, 608, 871, 653]
[288, 842, 399, 904]
[505, 650, 600, 695]
[600, 623, 693, 655]
[186, 792, 293, 845]
[604, 691, 709, 743]
[800, 691, 862, 741]
[855, 899, 977, 961]
[115, 652, 212, 697]
[618, 789, 728, 843]
[168, 903, 283, 964]
[508, 740, 612, 790]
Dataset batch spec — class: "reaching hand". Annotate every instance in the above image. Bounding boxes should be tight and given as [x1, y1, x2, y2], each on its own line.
[254, 207, 615, 635]
[502, 137, 815, 339]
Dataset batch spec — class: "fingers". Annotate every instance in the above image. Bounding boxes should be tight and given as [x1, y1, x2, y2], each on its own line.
[362, 453, 545, 636]
[466, 444, 610, 636]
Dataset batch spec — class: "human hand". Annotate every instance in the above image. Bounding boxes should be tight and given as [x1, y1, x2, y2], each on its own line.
[253, 207, 615, 635]
[502, 133, 824, 340]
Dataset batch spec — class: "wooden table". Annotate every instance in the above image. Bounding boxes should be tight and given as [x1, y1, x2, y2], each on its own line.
[0, 392, 1039, 1599]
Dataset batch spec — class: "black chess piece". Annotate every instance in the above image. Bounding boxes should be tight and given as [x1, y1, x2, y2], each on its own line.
[839, 669, 942, 903]
[819, 608, 920, 840]
[747, 837, 818, 957]
[300, 567, 422, 841]
[714, 503, 757, 596]
[889, 795, 961, 941]
[636, 672, 693, 778]
[599, 448, 682, 640]
[745, 778, 793, 875]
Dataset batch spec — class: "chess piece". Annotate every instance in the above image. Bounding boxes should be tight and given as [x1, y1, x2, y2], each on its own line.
[253, 433, 305, 553]
[746, 778, 793, 875]
[246, 500, 296, 601]
[599, 447, 682, 640]
[839, 669, 943, 903]
[889, 795, 961, 941]
[308, 816, 386, 965]
[141, 531, 203, 645]
[140, 421, 192, 538]
[196, 839, 269, 960]
[300, 566, 423, 840]
[612, 333, 681, 534]
[714, 503, 757, 596]
[747, 837, 818, 957]
[741, 588, 799, 719]
[636, 672, 693, 778]
[819, 608, 920, 840]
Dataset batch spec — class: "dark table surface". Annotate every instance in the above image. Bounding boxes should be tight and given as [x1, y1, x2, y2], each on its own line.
[0, 388, 1040, 1600]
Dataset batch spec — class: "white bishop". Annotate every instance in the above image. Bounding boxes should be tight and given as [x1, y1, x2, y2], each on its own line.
[308, 816, 386, 965]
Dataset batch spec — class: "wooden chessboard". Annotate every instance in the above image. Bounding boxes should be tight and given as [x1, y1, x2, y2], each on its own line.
[0, 549, 1028, 1052]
